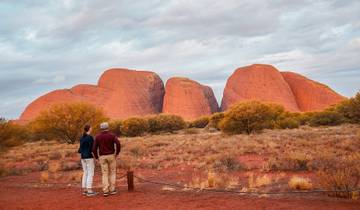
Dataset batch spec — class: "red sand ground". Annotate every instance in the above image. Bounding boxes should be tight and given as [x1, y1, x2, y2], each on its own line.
[0, 173, 359, 210]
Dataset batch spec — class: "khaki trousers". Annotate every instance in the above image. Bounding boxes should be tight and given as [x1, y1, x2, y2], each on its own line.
[99, 154, 117, 193]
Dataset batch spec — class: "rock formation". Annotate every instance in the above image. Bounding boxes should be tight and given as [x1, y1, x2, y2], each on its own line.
[19, 68, 165, 122]
[18, 64, 346, 123]
[162, 77, 219, 120]
[221, 64, 300, 111]
[221, 64, 345, 112]
[281, 72, 346, 111]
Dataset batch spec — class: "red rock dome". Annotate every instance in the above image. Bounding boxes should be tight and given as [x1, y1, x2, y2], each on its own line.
[162, 77, 219, 120]
[281, 72, 346, 111]
[19, 68, 165, 122]
[221, 64, 300, 112]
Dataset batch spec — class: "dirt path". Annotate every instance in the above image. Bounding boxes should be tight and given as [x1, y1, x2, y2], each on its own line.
[1, 183, 359, 210]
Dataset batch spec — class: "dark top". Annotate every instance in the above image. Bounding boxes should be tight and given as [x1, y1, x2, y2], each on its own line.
[92, 131, 121, 159]
[78, 134, 94, 159]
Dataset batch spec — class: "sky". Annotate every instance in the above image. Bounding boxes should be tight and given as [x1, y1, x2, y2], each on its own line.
[0, 0, 359, 119]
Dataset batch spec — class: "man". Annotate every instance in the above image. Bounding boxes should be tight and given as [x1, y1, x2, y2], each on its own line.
[92, 122, 121, 196]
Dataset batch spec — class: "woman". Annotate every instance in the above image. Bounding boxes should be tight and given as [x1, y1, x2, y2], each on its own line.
[78, 124, 96, 196]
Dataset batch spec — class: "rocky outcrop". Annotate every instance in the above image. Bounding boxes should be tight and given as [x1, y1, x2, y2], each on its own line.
[281, 72, 346, 111]
[162, 77, 219, 120]
[98, 68, 165, 118]
[221, 64, 345, 112]
[221, 64, 300, 112]
[18, 64, 346, 123]
[19, 68, 165, 121]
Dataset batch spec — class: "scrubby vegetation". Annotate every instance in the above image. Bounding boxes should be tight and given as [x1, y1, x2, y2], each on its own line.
[219, 101, 285, 134]
[0, 118, 28, 151]
[147, 114, 186, 133]
[188, 116, 209, 128]
[30, 102, 108, 143]
[120, 117, 149, 137]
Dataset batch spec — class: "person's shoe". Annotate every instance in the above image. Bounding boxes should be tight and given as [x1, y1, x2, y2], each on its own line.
[86, 191, 97, 197]
[103, 192, 110, 197]
[109, 190, 117, 195]
[82, 190, 87, 195]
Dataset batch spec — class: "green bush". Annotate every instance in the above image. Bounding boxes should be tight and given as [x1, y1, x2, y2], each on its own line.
[188, 116, 210, 128]
[30, 102, 108, 143]
[219, 101, 284, 135]
[147, 114, 186, 133]
[276, 117, 300, 129]
[109, 120, 123, 137]
[309, 111, 345, 127]
[208, 112, 225, 130]
[120, 117, 149, 137]
[334, 92, 360, 124]
[296, 112, 315, 125]
[275, 112, 300, 129]
[0, 118, 28, 151]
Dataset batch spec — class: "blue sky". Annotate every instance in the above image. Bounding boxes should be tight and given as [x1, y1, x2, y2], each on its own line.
[0, 0, 359, 119]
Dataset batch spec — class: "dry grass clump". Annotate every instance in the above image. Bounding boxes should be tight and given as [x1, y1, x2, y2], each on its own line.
[188, 172, 239, 190]
[265, 153, 311, 171]
[248, 173, 272, 189]
[288, 176, 312, 190]
[317, 153, 360, 198]
[39, 171, 49, 183]
[212, 154, 242, 172]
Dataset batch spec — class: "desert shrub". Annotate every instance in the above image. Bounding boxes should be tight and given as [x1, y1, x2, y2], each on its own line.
[219, 101, 284, 134]
[0, 118, 28, 151]
[309, 111, 345, 127]
[275, 112, 300, 129]
[188, 116, 210, 128]
[147, 114, 186, 133]
[316, 153, 360, 198]
[296, 112, 315, 125]
[109, 120, 123, 137]
[288, 176, 312, 190]
[121, 117, 149, 137]
[208, 112, 225, 130]
[30, 102, 108, 143]
[265, 153, 311, 171]
[212, 154, 242, 171]
[334, 92, 360, 124]
[276, 117, 300, 129]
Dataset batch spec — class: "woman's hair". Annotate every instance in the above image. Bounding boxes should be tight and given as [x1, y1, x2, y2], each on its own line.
[83, 124, 91, 137]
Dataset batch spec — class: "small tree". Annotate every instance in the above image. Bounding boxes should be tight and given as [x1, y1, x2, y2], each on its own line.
[220, 101, 284, 135]
[309, 111, 345, 127]
[188, 116, 210, 128]
[335, 92, 360, 124]
[0, 119, 28, 151]
[147, 114, 186, 133]
[208, 112, 225, 130]
[31, 102, 108, 143]
[120, 117, 149, 137]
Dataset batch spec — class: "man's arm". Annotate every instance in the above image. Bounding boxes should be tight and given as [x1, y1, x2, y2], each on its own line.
[114, 136, 121, 156]
[92, 137, 99, 159]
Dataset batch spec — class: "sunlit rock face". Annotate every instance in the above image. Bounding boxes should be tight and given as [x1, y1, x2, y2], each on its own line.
[19, 68, 165, 121]
[221, 64, 345, 112]
[281, 72, 346, 111]
[163, 77, 219, 120]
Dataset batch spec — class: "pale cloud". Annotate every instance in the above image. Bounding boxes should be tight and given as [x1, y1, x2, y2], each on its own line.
[0, 0, 359, 119]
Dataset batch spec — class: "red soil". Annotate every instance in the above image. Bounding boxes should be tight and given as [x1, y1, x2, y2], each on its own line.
[0, 173, 359, 210]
